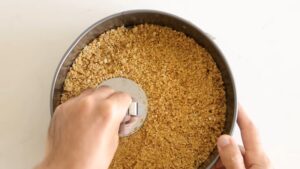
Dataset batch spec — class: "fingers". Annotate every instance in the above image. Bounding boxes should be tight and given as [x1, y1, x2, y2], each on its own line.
[239, 145, 245, 156]
[217, 135, 246, 169]
[64, 86, 132, 126]
[237, 105, 272, 168]
[213, 159, 225, 169]
[78, 88, 95, 98]
[213, 145, 245, 169]
[79, 86, 131, 116]
[92, 86, 115, 100]
[237, 105, 263, 153]
[107, 92, 132, 110]
[215, 105, 271, 169]
[76, 86, 115, 104]
[107, 92, 132, 121]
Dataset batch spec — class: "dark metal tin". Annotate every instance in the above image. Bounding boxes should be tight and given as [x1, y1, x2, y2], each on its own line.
[50, 10, 237, 169]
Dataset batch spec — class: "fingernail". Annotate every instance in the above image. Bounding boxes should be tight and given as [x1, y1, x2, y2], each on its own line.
[217, 135, 230, 148]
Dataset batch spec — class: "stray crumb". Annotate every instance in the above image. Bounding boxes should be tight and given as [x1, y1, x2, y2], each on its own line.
[103, 58, 108, 63]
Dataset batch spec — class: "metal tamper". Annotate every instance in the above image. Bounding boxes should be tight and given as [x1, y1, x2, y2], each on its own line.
[98, 77, 148, 137]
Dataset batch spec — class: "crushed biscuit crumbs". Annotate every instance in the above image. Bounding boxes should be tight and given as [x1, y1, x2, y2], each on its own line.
[61, 24, 226, 168]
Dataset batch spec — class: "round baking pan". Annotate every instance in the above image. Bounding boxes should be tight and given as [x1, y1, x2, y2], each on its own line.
[50, 10, 237, 169]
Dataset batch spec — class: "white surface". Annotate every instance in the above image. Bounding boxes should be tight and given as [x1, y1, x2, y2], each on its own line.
[0, 0, 299, 168]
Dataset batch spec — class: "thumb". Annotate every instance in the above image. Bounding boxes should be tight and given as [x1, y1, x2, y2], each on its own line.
[217, 135, 246, 169]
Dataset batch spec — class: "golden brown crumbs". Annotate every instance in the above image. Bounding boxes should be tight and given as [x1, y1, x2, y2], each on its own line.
[61, 24, 226, 169]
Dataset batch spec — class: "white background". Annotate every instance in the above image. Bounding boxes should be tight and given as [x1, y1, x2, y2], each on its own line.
[0, 0, 299, 168]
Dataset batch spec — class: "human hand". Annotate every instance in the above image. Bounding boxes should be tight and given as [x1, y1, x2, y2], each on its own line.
[35, 86, 132, 169]
[213, 105, 272, 169]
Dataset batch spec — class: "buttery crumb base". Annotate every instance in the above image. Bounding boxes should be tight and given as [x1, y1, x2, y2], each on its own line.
[61, 24, 226, 169]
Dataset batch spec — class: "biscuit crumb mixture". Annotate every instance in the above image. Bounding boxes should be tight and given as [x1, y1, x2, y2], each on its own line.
[61, 24, 226, 168]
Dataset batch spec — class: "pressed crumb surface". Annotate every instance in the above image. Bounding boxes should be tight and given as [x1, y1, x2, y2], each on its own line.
[61, 24, 226, 168]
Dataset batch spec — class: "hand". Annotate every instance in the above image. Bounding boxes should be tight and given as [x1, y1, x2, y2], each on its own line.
[213, 105, 272, 169]
[35, 86, 132, 169]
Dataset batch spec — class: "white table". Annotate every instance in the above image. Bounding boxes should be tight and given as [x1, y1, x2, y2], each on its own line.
[0, 0, 299, 168]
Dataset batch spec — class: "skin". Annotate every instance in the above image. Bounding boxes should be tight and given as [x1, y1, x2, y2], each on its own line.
[35, 86, 132, 169]
[212, 105, 273, 169]
[36, 87, 272, 169]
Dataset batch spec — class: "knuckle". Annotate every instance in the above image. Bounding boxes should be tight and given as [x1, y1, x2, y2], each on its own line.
[53, 104, 66, 117]
[262, 155, 272, 167]
[247, 120, 255, 128]
[100, 99, 116, 111]
[55, 104, 63, 112]
[223, 153, 244, 168]
[97, 99, 116, 120]
[118, 92, 131, 100]
[79, 95, 95, 110]
[244, 118, 257, 131]
[230, 153, 243, 162]
[80, 88, 94, 96]
[247, 152, 272, 168]
[242, 118, 257, 132]
[98, 85, 115, 93]
[113, 91, 132, 103]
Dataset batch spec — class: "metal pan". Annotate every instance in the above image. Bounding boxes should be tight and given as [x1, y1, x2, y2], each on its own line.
[50, 10, 237, 169]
